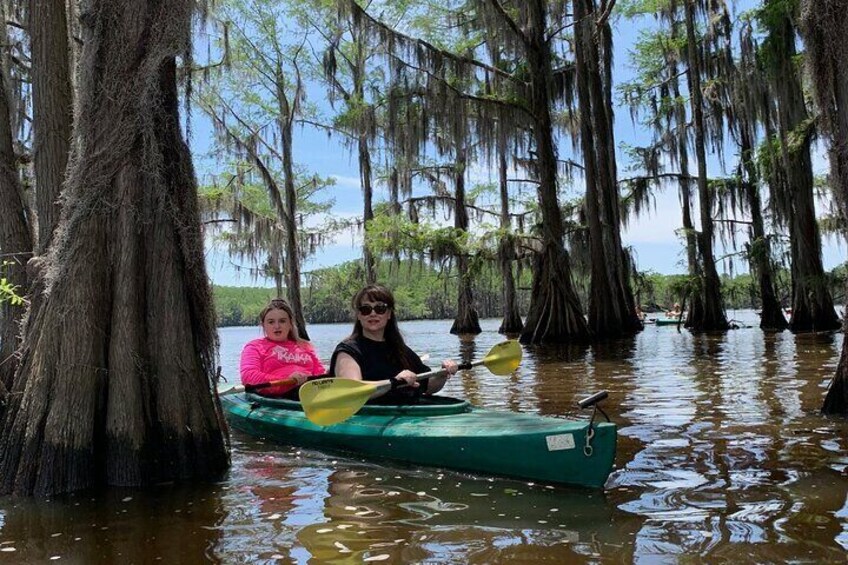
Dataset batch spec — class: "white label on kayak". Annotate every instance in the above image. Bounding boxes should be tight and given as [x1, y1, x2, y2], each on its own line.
[546, 434, 575, 451]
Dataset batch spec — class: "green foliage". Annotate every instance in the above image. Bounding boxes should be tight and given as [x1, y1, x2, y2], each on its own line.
[213, 258, 531, 326]
[0, 262, 24, 306]
[631, 270, 775, 311]
[721, 273, 757, 309]
[0, 278, 23, 306]
[756, 0, 805, 80]
[305, 259, 457, 322]
[632, 271, 694, 310]
[617, 0, 674, 18]
[829, 263, 848, 304]
[213, 258, 848, 326]
[755, 0, 800, 33]
[214, 286, 281, 327]
[364, 213, 499, 262]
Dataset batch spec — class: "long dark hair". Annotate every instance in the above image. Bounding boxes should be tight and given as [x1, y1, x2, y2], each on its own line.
[349, 284, 415, 369]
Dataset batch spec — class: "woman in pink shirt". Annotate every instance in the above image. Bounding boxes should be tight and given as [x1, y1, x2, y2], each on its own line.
[239, 298, 325, 398]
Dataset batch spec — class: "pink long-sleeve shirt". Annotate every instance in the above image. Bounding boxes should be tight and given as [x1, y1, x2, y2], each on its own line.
[239, 338, 326, 397]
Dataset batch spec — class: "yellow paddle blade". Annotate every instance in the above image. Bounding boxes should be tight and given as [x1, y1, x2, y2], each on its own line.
[298, 378, 377, 426]
[483, 340, 522, 375]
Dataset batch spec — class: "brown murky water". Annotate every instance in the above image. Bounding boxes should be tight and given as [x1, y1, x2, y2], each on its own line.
[1, 315, 846, 563]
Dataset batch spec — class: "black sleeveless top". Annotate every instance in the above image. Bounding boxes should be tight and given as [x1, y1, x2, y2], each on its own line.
[329, 336, 431, 404]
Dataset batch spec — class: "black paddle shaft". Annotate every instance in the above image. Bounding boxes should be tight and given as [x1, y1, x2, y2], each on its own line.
[394, 359, 485, 390]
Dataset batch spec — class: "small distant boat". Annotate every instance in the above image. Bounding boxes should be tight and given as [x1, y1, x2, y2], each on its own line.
[654, 317, 683, 326]
[222, 392, 617, 488]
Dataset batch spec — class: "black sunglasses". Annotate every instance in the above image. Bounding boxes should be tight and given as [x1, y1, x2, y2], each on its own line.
[358, 303, 389, 315]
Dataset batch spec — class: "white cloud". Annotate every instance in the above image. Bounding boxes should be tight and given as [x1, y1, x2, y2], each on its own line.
[329, 174, 362, 189]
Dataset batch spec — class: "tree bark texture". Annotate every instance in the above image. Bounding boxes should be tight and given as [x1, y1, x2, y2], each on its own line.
[669, 66, 705, 327]
[450, 146, 481, 335]
[799, 0, 848, 412]
[684, 0, 729, 332]
[276, 72, 309, 341]
[388, 167, 402, 268]
[786, 147, 840, 332]
[574, 0, 641, 338]
[0, 65, 32, 399]
[768, 12, 840, 333]
[352, 33, 377, 286]
[358, 134, 376, 285]
[520, 0, 589, 344]
[31, 0, 73, 252]
[0, 0, 229, 496]
[740, 128, 787, 331]
[497, 146, 523, 334]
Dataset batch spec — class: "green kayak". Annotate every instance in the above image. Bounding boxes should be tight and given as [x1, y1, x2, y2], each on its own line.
[654, 317, 682, 326]
[221, 393, 616, 489]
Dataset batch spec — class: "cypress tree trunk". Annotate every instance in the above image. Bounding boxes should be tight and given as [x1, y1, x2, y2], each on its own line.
[520, 0, 589, 344]
[669, 62, 704, 327]
[359, 134, 376, 284]
[324, 23, 376, 284]
[388, 167, 402, 268]
[497, 145, 523, 334]
[732, 28, 785, 330]
[0, 67, 32, 400]
[450, 145, 481, 335]
[680, 169, 705, 328]
[684, 0, 728, 332]
[31, 0, 73, 252]
[353, 37, 376, 285]
[0, 0, 229, 496]
[574, 0, 641, 338]
[767, 9, 839, 333]
[800, 0, 848, 412]
[276, 70, 309, 340]
[268, 247, 284, 298]
[740, 128, 787, 331]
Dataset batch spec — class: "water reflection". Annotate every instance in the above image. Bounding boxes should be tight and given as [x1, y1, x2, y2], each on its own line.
[0, 484, 225, 563]
[235, 447, 627, 563]
[606, 326, 848, 562]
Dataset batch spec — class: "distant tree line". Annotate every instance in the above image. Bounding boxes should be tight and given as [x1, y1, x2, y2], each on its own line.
[214, 260, 848, 327]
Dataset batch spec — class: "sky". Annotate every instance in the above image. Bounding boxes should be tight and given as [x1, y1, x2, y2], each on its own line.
[195, 5, 846, 288]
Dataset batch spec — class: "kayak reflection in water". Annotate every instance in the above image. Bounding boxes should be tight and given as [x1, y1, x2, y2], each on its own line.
[239, 298, 326, 399]
[329, 284, 458, 405]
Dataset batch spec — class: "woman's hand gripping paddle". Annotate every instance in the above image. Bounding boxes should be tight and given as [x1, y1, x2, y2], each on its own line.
[298, 340, 522, 427]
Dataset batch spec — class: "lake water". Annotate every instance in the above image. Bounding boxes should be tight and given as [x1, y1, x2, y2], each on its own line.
[1, 313, 847, 563]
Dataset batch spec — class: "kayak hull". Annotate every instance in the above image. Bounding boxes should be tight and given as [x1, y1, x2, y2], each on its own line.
[222, 393, 616, 488]
[654, 317, 682, 326]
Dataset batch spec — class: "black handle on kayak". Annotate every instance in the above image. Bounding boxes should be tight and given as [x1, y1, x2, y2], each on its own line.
[578, 391, 608, 409]
[579, 391, 611, 425]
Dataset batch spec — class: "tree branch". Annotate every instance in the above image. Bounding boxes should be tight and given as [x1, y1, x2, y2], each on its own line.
[618, 172, 697, 184]
[348, 0, 520, 84]
[596, 0, 616, 28]
[385, 51, 534, 118]
[487, 0, 531, 48]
